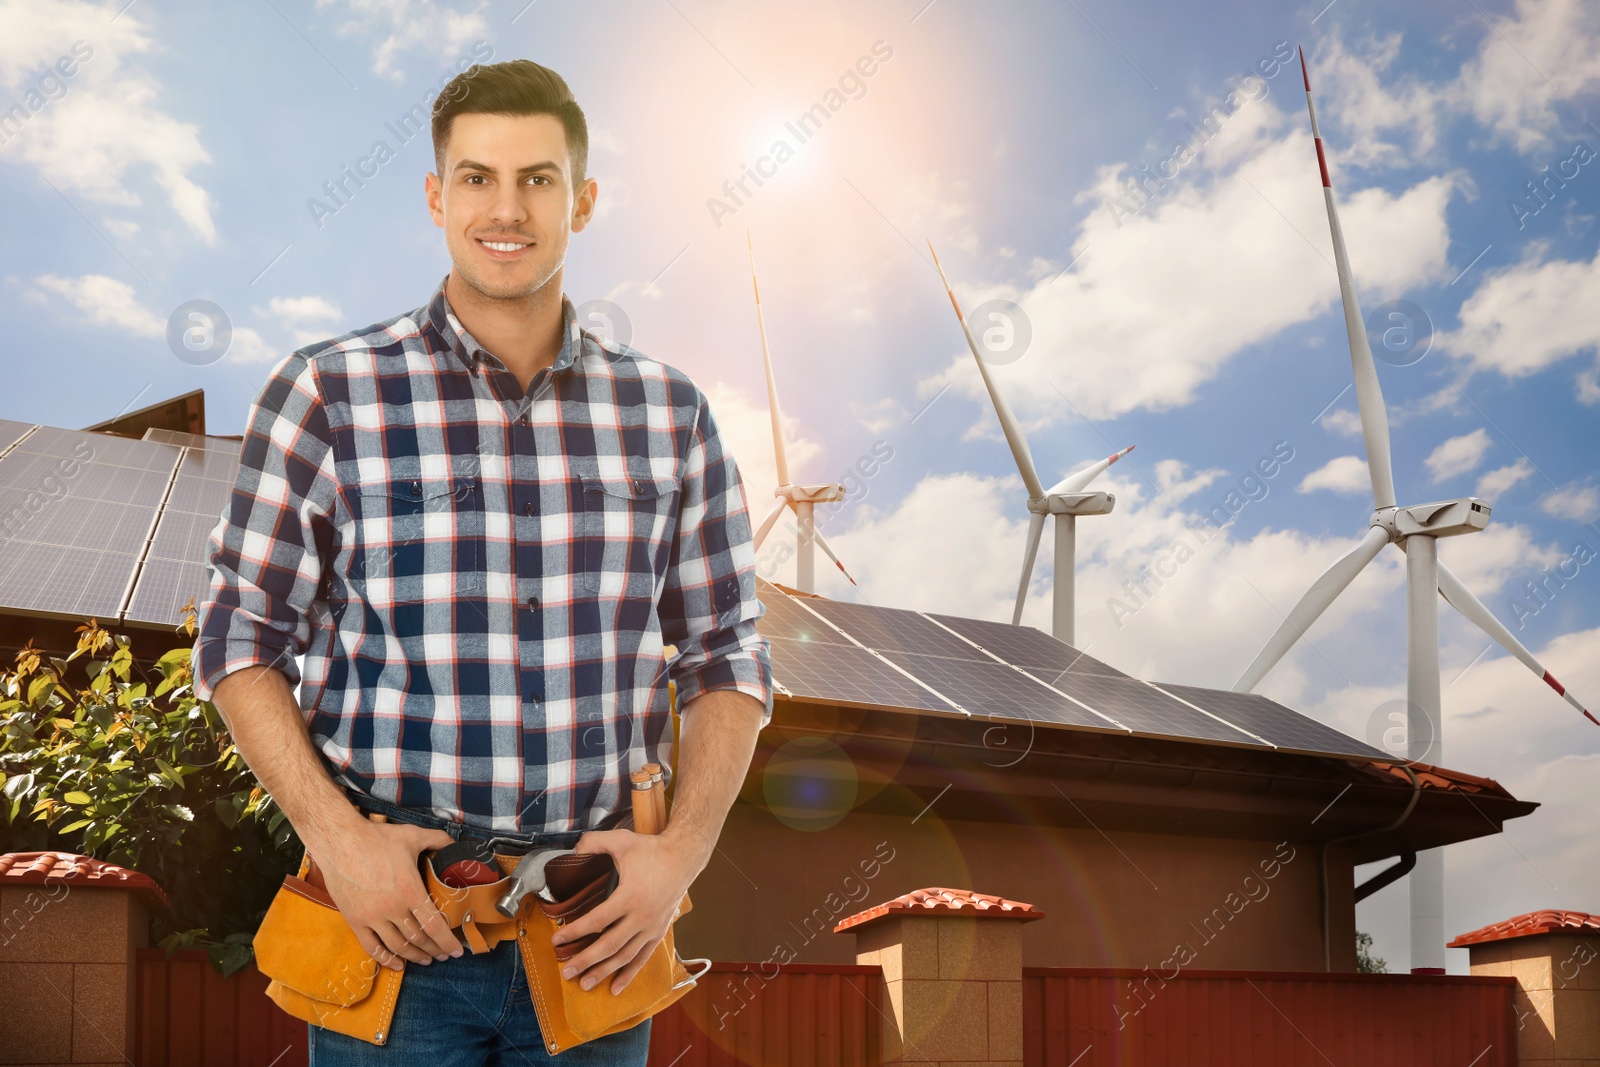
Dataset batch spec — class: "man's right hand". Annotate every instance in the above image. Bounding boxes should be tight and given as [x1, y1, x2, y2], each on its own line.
[308, 815, 464, 970]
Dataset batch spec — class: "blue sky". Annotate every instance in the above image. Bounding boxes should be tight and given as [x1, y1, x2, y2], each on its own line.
[3, 0, 1597, 973]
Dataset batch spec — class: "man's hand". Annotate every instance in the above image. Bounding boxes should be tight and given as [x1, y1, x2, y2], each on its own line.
[551, 827, 703, 994]
[309, 814, 464, 970]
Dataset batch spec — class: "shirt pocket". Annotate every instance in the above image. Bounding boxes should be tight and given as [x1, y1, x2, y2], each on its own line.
[349, 463, 485, 630]
[577, 471, 680, 598]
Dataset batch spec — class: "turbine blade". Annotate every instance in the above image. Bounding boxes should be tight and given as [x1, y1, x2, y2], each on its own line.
[1013, 511, 1047, 625]
[927, 241, 1047, 500]
[1049, 444, 1135, 495]
[1233, 523, 1390, 692]
[753, 497, 787, 550]
[1438, 561, 1597, 726]
[808, 525, 859, 588]
[1298, 48, 1397, 511]
[747, 229, 791, 487]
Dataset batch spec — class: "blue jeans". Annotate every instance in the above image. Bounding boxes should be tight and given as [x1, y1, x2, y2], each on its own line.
[307, 789, 651, 1064]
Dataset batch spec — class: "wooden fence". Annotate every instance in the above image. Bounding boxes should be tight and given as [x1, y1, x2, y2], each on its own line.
[135, 952, 882, 1066]
[1023, 967, 1520, 1066]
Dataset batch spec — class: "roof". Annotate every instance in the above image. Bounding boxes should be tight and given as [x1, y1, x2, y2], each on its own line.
[0, 851, 169, 909]
[834, 887, 1045, 932]
[1448, 910, 1600, 947]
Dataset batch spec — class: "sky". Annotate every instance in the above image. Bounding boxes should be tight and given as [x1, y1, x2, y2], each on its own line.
[2, 0, 1598, 975]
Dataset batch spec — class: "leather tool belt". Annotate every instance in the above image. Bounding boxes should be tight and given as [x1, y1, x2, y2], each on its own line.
[253, 817, 705, 1051]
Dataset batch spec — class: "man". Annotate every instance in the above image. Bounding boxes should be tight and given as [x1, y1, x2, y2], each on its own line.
[194, 58, 771, 1063]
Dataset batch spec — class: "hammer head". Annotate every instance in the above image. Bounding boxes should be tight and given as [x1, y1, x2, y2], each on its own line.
[494, 847, 575, 918]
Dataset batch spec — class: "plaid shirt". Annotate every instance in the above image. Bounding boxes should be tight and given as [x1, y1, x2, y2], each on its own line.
[193, 275, 772, 834]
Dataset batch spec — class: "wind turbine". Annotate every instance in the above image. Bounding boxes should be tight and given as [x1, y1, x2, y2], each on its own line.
[928, 241, 1133, 645]
[745, 232, 858, 593]
[1233, 48, 1597, 975]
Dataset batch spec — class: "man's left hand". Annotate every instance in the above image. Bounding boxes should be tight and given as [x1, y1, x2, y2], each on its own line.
[552, 826, 704, 994]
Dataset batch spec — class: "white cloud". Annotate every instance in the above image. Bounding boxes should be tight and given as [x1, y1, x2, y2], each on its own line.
[1540, 484, 1600, 521]
[1442, 244, 1600, 376]
[1424, 428, 1493, 481]
[1298, 455, 1371, 494]
[1579, 366, 1600, 406]
[1313, 31, 1451, 168]
[228, 326, 280, 365]
[920, 97, 1455, 423]
[0, 1, 216, 242]
[267, 295, 344, 347]
[35, 273, 162, 337]
[1476, 458, 1535, 501]
[1458, 0, 1600, 152]
[1319, 408, 1364, 437]
[316, 0, 488, 81]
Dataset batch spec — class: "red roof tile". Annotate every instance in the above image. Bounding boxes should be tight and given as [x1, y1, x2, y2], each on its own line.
[0, 851, 168, 908]
[834, 887, 1044, 933]
[1448, 910, 1600, 947]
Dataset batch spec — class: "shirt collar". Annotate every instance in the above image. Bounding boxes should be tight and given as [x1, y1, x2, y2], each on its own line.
[424, 274, 584, 377]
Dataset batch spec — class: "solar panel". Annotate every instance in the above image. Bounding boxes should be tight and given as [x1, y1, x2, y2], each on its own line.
[0, 429, 179, 620]
[1051, 673, 1266, 748]
[925, 611, 1129, 678]
[756, 585, 853, 645]
[0, 420, 37, 454]
[879, 650, 1127, 732]
[1153, 683, 1388, 759]
[766, 635, 958, 716]
[802, 597, 989, 660]
[124, 438, 241, 626]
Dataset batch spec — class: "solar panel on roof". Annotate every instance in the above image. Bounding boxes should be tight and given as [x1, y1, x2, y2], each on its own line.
[756, 582, 1381, 760]
[0, 428, 179, 621]
[766, 635, 959, 716]
[0, 420, 37, 455]
[1153, 683, 1388, 760]
[123, 440, 241, 627]
[802, 597, 988, 660]
[925, 611, 1129, 678]
[756, 586, 852, 645]
[1051, 673, 1267, 748]
[879, 650, 1127, 732]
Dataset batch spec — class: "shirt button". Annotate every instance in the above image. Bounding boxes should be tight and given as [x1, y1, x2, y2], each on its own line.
[409, 481, 421, 496]
[526, 595, 539, 610]
[522, 502, 535, 517]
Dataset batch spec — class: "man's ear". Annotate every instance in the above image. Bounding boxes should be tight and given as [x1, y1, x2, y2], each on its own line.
[426, 171, 445, 228]
[571, 177, 599, 233]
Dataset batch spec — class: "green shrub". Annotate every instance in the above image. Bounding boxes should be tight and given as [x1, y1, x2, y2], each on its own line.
[0, 611, 300, 974]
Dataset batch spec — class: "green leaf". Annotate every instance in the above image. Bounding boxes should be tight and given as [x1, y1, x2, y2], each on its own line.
[210, 940, 255, 977]
[63, 790, 92, 805]
[58, 818, 93, 833]
[2, 772, 31, 799]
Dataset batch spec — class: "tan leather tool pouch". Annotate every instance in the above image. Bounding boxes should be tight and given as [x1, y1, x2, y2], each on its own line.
[504, 851, 702, 1054]
[253, 853, 405, 1045]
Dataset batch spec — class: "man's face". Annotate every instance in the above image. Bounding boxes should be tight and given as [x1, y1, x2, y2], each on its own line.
[426, 112, 597, 301]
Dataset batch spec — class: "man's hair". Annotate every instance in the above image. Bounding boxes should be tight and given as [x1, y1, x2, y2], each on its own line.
[431, 59, 589, 184]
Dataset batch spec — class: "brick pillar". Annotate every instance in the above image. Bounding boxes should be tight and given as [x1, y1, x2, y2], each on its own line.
[835, 887, 1043, 1067]
[1450, 909, 1600, 1066]
[0, 853, 166, 1066]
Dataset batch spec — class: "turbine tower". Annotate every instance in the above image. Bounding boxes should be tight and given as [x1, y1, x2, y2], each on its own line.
[746, 232, 858, 593]
[1234, 48, 1596, 975]
[928, 241, 1133, 646]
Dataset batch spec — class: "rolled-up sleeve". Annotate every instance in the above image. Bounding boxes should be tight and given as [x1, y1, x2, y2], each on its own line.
[192, 352, 338, 703]
[659, 388, 773, 724]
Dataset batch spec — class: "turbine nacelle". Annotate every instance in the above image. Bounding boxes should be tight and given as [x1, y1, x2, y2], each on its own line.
[781, 483, 848, 505]
[1367, 497, 1492, 541]
[1026, 490, 1116, 517]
